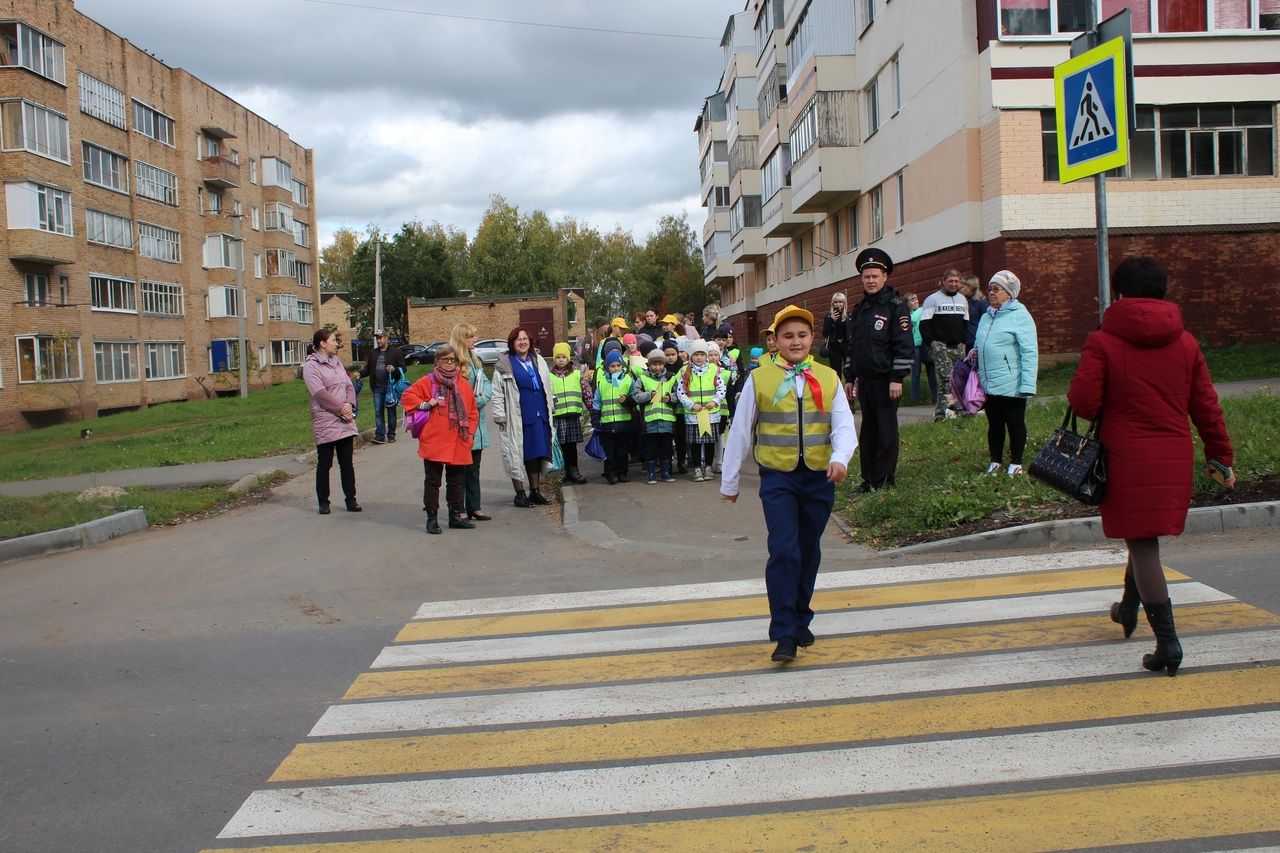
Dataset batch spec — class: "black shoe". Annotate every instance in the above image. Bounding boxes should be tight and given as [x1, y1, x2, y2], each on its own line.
[617, 473, 630, 483]
[345, 500, 362, 512]
[771, 638, 798, 662]
[514, 492, 533, 508]
[318, 503, 331, 515]
[677, 465, 688, 475]
[387, 435, 396, 443]
[1110, 565, 1140, 639]
[1142, 598, 1183, 677]
[797, 627, 815, 648]
[448, 512, 475, 529]
[425, 512, 442, 535]
[468, 510, 492, 521]
[857, 482, 873, 494]
[371, 436, 386, 445]
[529, 489, 551, 505]
[605, 474, 618, 485]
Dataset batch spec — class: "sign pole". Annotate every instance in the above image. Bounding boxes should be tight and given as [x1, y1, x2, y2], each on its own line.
[1087, 4, 1111, 317]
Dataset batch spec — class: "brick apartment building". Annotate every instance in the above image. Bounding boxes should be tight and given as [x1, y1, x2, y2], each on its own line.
[698, 0, 1280, 354]
[0, 0, 318, 430]
[406, 288, 586, 357]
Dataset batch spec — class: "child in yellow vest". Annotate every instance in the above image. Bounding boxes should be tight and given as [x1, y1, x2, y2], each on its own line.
[550, 342, 590, 485]
[675, 339, 727, 482]
[592, 349, 634, 484]
[630, 348, 679, 484]
[721, 305, 857, 663]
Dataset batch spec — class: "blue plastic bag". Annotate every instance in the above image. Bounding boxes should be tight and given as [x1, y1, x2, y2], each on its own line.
[584, 430, 606, 462]
[384, 367, 410, 408]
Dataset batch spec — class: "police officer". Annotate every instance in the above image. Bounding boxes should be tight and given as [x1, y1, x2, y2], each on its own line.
[844, 248, 914, 491]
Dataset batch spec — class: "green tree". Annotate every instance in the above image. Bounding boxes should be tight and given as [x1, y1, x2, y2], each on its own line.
[469, 195, 524, 294]
[632, 213, 710, 318]
[319, 227, 360, 292]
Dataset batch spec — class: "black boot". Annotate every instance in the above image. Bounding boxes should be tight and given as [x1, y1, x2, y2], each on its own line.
[514, 491, 532, 508]
[425, 512, 442, 535]
[1110, 564, 1140, 639]
[529, 489, 551, 505]
[1141, 598, 1183, 677]
[448, 511, 475, 529]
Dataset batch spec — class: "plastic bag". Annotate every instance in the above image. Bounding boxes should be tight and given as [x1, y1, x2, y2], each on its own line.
[584, 430, 606, 461]
[384, 367, 410, 408]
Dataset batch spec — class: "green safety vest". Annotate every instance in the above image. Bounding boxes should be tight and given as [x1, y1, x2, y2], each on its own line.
[638, 372, 677, 424]
[550, 369, 584, 417]
[598, 374, 634, 425]
[683, 365, 721, 409]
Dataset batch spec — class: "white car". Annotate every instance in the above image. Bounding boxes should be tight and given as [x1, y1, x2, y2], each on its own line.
[472, 339, 508, 367]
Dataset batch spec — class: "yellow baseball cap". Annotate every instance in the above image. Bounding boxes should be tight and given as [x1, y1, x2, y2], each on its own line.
[771, 304, 814, 330]
[610, 316, 629, 329]
[661, 313, 680, 324]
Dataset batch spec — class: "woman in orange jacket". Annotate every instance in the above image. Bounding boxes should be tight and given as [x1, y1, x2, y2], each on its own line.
[401, 343, 480, 535]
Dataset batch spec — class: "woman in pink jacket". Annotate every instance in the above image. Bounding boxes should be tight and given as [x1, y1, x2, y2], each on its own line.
[302, 328, 360, 514]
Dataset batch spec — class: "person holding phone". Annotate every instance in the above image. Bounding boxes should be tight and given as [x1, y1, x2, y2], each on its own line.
[821, 292, 849, 384]
[1067, 257, 1234, 677]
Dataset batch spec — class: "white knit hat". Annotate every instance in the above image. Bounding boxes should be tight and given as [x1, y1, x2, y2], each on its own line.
[689, 340, 710, 356]
[989, 270, 1022, 299]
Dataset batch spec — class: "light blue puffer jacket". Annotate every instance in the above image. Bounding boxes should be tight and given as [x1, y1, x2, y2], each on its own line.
[975, 299, 1038, 397]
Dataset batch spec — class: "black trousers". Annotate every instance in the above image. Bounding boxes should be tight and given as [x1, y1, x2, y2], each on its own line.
[673, 420, 687, 469]
[463, 448, 483, 513]
[600, 430, 632, 478]
[316, 436, 355, 505]
[985, 394, 1028, 465]
[561, 440, 579, 469]
[856, 374, 900, 488]
[644, 432, 673, 463]
[423, 459, 465, 513]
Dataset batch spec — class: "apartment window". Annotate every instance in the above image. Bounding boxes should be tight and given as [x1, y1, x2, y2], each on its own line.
[145, 341, 185, 380]
[794, 235, 806, 273]
[863, 0, 877, 29]
[90, 274, 136, 313]
[297, 301, 314, 325]
[17, 334, 80, 382]
[293, 218, 310, 248]
[787, 2, 816, 71]
[849, 201, 861, 249]
[267, 248, 297, 278]
[896, 173, 906, 230]
[140, 280, 184, 317]
[82, 142, 128, 192]
[265, 202, 293, 231]
[833, 211, 843, 256]
[86, 209, 132, 249]
[291, 178, 308, 206]
[261, 157, 292, 189]
[138, 222, 180, 262]
[729, 195, 762, 234]
[132, 100, 175, 145]
[295, 260, 312, 288]
[250, 205, 260, 230]
[135, 161, 178, 206]
[23, 272, 49, 305]
[204, 234, 243, 269]
[762, 144, 792, 201]
[249, 158, 257, 184]
[870, 187, 884, 241]
[6, 182, 75, 235]
[271, 339, 305, 365]
[255, 298, 264, 324]
[999, 0, 1087, 34]
[866, 78, 882, 137]
[229, 148, 240, 165]
[203, 135, 220, 159]
[254, 251, 263, 278]
[754, 0, 778, 57]
[790, 97, 819, 160]
[205, 190, 222, 215]
[892, 57, 902, 114]
[94, 341, 138, 383]
[1, 23, 65, 84]
[712, 186, 730, 208]
[268, 293, 298, 322]
[208, 286, 242, 319]
[78, 72, 127, 129]
[208, 339, 241, 372]
[1, 100, 70, 162]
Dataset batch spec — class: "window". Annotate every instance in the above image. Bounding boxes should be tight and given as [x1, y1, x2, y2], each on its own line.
[999, 0, 1087, 35]
[132, 100, 175, 145]
[892, 57, 902, 114]
[249, 157, 257, 184]
[138, 222, 180, 262]
[251, 205, 260, 230]
[140, 280, 184, 317]
[794, 235, 806, 273]
[267, 248, 296, 277]
[17, 334, 80, 382]
[2, 100, 70, 162]
[863, 0, 876, 29]
[78, 72, 127, 128]
[6, 181, 72, 234]
[268, 293, 299, 322]
[254, 251, 263, 278]
[1042, 103, 1274, 180]
[787, 2, 815, 71]
[297, 301, 314, 324]
[205, 190, 222, 215]
[90, 275, 136, 313]
[94, 341, 138, 383]
[208, 339, 241, 373]
[730, 195, 762, 234]
[265, 202, 293, 231]
[23, 272, 49, 306]
[255, 298, 264, 325]
[762, 144, 791, 201]
[1, 23, 65, 84]
[293, 218, 310, 248]
[86, 209, 131, 249]
[833, 210, 843, 256]
[135, 161, 178, 206]
[208, 285, 242, 319]
[203, 234, 243, 269]
[295, 260, 312, 288]
[848, 201, 861, 250]
[271, 339, 305, 365]
[866, 77, 882, 137]
[870, 187, 884, 241]
[82, 142, 128, 192]
[790, 97, 819, 159]
[145, 341, 185, 380]
[291, 178, 308, 206]
[896, 173, 906, 229]
[567, 299, 578, 325]
[261, 157, 292, 189]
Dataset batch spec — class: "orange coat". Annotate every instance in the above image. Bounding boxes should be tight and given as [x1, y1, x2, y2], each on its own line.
[401, 374, 479, 465]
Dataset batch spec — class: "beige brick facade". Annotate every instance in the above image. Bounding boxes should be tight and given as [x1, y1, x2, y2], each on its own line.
[406, 289, 586, 351]
[0, 0, 319, 430]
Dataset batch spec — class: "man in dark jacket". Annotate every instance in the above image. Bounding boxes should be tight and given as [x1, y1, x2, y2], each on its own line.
[844, 248, 914, 491]
[361, 330, 406, 443]
[919, 267, 970, 421]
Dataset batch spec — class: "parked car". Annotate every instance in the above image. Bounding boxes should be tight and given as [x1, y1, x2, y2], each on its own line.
[401, 342, 445, 365]
[472, 339, 508, 367]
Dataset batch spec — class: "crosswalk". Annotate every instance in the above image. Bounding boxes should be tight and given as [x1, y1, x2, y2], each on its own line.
[205, 548, 1280, 851]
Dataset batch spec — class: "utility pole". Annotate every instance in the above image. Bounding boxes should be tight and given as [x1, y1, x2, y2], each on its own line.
[233, 212, 248, 398]
[1086, 2, 1111, 317]
[374, 238, 383, 335]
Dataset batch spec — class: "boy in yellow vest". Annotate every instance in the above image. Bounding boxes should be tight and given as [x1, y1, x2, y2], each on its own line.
[721, 305, 857, 663]
[630, 348, 679, 484]
[550, 342, 590, 485]
[592, 349, 634, 484]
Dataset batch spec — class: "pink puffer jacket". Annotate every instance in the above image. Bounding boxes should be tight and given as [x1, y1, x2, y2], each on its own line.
[302, 352, 358, 446]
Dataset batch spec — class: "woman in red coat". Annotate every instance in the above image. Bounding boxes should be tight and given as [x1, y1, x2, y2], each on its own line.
[1067, 258, 1234, 676]
[402, 344, 480, 535]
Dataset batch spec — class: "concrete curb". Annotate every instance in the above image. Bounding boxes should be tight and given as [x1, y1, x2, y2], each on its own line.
[227, 469, 288, 497]
[0, 509, 148, 565]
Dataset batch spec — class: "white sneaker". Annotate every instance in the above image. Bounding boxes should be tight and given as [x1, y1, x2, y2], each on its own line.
[1007, 464, 1024, 477]
[691, 467, 704, 482]
[985, 462, 1001, 475]
[944, 409, 958, 420]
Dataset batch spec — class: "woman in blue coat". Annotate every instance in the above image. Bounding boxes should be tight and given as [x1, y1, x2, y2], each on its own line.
[975, 270, 1038, 476]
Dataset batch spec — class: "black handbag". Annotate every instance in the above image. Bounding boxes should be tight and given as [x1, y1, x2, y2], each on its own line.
[1028, 406, 1107, 505]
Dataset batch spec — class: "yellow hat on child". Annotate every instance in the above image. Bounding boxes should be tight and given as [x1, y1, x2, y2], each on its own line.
[610, 316, 629, 329]
[552, 342, 572, 359]
[771, 304, 814, 330]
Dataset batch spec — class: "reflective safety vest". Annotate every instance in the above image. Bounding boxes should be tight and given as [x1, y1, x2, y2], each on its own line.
[638, 372, 677, 424]
[550, 369, 584, 417]
[598, 374, 634, 425]
[752, 359, 839, 472]
[683, 365, 721, 409]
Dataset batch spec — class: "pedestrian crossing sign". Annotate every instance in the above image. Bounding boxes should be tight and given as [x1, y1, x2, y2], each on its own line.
[1054, 36, 1128, 183]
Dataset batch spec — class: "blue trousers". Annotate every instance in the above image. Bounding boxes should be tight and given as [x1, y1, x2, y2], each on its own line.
[759, 465, 835, 641]
[373, 385, 395, 439]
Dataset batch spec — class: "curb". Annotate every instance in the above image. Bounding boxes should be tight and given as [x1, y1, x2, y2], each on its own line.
[0, 509, 148, 565]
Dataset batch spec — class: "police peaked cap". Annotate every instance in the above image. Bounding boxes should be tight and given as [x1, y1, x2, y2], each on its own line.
[855, 248, 894, 275]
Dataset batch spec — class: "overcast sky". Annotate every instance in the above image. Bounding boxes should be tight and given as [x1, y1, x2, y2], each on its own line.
[74, 0, 742, 250]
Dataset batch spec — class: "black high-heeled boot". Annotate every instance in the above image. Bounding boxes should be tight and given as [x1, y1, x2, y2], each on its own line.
[1110, 564, 1140, 639]
[1141, 598, 1182, 677]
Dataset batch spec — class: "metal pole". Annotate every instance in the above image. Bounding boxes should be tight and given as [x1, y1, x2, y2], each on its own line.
[374, 238, 383, 335]
[1087, 1, 1111, 318]
[234, 214, 248, 398]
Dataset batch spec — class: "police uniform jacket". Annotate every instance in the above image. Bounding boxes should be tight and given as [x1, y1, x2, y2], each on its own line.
[845, 285, 914, 381]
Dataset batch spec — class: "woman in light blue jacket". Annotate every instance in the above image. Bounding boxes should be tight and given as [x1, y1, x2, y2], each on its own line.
[975, 270, 1038, 477]
[451, 323, 494, 521]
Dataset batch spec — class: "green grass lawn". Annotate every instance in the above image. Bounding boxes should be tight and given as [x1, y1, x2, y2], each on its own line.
[1035, 342, 1280, 397]
[836, 391, 1280, 548]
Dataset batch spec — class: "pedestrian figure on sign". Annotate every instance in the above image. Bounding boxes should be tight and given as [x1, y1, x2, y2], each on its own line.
[1073, 80, 1111, 146]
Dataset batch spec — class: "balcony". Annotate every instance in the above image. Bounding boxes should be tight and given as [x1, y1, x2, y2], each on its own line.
[7, 229, 75, 265]
[201, 155, 241, 189]
[762, 188, 818, 238]
[729, 227, 766, 263]
[788, 91, 861, 213]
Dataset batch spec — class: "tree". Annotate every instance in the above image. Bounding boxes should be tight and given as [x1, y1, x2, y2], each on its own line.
[469, 195, 523, 294]
[319, 227, 360, 292]
[632, 214, 710, 318]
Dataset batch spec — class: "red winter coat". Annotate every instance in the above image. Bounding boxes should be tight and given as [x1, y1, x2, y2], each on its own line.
[1067, 298, 1232, 539]
[401, 373, 479, 465]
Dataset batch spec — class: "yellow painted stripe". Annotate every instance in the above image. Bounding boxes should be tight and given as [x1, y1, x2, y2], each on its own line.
[201, 770, 1280, 852]
[348, 601, 1276, 699]
[394, 565, 1173, 642]
[276, 664, 1280, 782]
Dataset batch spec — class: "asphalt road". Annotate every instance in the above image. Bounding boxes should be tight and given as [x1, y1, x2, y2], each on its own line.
[1, 439, 1277, 851]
